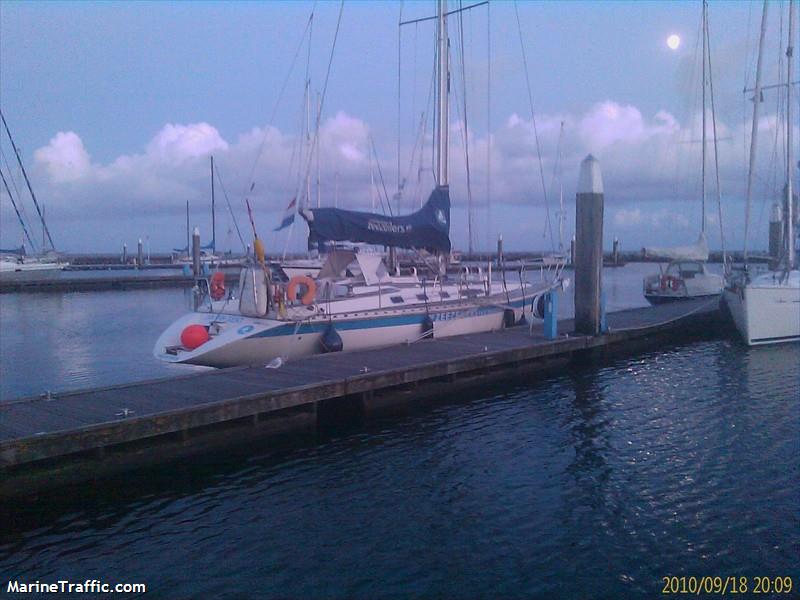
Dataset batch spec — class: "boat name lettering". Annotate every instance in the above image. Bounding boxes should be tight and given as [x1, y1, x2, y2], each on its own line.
[367, 220, 411, 234]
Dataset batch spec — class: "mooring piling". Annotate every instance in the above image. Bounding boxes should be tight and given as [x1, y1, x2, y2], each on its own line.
[192, 227, 201, 277]
[574, 154, 604, 336]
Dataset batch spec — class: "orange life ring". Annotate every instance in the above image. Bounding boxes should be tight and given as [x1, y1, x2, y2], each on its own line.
[287, 275, 316, 305]
[669, 276, 682, 291]
[210, 271, 226, 300]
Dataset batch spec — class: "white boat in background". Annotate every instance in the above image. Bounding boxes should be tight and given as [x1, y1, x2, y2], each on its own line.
[643, 2, 724, 306]
[279, 258, 323, 280]
[154, 0, 565, 368]
[1, 111, 68, 278]
[723, 0, 799, 345]
[643, 234, 722, 304]
[0, 253, 68, 281]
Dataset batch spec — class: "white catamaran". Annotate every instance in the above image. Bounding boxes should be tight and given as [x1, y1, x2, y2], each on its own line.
[154, 1, 564, 368]
[723, 0, 799, 345]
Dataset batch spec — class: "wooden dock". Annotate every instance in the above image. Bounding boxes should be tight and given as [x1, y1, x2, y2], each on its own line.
[0, 269, 241, 294]
[0, 298, 726, 496]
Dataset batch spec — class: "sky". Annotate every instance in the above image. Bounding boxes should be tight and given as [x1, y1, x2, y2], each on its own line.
[0, 0, 797, 255]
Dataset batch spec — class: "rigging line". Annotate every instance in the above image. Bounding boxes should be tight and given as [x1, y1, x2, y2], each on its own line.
[370, 135, 393, 216]
[0, 148, 25, 215]
[0, 147, 34, 239]
[0, 168, 38, 252]
[743, 0, 769, 263]
[299, 0, 344, 210]
[457, 0, 474, 254]
[399, 1, 488, 26]
[513, 2, 554, 252]
[242, 9, 314, 204]
[705, 5, 727, 267]
[486, 1, 492, 250]
[410, 56, 436, 208]
[403, 110, 429, 203]
[398, 1, 403, 200]
[213, 162, 247, 251]
[0, 110, 56, 250]
[412, 22, 418, 148]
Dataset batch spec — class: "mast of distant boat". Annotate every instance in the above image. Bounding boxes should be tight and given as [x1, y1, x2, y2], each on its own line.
[701, 0, 708, 235]
[785, 0, 796, 270]
[743, 0, 769, 265]
[211, 156, 216, 254]
[0, 110, 56, 252]
[435, 0, 449, 188]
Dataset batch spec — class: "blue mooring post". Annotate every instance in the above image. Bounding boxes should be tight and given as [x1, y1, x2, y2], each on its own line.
[544, 290, 558, 340]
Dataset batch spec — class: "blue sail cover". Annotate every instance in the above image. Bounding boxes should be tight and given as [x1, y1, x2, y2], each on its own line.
[302, 186, 451, 253]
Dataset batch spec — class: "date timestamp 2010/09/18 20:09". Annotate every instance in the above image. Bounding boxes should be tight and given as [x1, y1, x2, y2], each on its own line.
[662, 576, 793, 595]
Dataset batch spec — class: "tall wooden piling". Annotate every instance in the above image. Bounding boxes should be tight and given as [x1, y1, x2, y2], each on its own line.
[192, 227, 201, 277]
[137, 238, 144, 269]
[497, 234, 504, 267]
[570, 236, 576, 267]
[574, 154, 604, 335]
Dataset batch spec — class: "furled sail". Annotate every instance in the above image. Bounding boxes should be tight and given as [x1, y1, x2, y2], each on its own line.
[643, 232, 709, 261]
[301, 186, 451, 253]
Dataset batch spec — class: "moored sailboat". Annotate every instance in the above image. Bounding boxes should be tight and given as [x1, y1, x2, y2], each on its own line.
[643, 0, 723, 305]
[154, 0, 564, 368]
[723, 0, 799, 345]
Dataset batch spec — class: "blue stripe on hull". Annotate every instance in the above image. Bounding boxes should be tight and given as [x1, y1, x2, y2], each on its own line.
[246, 302, 518, 339]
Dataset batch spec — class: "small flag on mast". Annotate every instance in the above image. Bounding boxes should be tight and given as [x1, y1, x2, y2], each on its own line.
[274, 197, 297, 231]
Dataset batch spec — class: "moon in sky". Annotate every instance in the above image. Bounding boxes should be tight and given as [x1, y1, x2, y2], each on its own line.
[667, 34, 681, 50]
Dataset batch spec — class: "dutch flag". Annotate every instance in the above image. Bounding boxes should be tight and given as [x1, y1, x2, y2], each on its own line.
[274, 197, 297, 231]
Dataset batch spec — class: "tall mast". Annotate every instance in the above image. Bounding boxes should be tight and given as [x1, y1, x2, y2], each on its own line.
[743, 0, 769, 263]
[435, 0, 449, 187]
[701, 0, 707, 234]
[0, 111, 56, 251]
[186, 200, 190, 256]
[210, 156, 216, 253]
[557, 120, 565, 252]
[316, 92, 322, 209]
[786, 0, 796, 269]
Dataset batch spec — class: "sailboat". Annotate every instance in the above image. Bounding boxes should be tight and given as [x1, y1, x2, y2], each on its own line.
[0, 111, 68, 280]
[154, 0, 564, 368]
[643, 0, 723, 305]
[723, 0, 799, 345]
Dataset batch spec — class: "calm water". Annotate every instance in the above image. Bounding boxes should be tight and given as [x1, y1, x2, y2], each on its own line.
[1, 263, 797, 598]
[0, 263, 657, 400]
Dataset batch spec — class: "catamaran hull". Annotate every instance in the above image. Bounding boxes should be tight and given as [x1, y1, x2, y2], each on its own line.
[723, 280, 800, 345]
[155, 303, 526, 368]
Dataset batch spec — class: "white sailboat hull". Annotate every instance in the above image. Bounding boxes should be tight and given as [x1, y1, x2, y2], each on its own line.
[155, 302, 523, 368]
[723, 271, 800, 345]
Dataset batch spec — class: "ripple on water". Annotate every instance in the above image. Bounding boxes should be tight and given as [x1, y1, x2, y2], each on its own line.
[0, 339, 797, 598]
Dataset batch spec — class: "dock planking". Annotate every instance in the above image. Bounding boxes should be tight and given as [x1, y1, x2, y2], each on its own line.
[0, 298, 725, 479]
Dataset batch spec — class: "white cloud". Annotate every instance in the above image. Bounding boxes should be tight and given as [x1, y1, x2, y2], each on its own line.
[145, 123, 229, 165]
[33, 131, 92, 182]
[2, 100, 782, 251]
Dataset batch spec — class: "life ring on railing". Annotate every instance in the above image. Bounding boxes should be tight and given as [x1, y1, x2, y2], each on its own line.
[287, 275, 317, 305]
[210, 271, 226, 300]
[667, 276, 682, 291]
